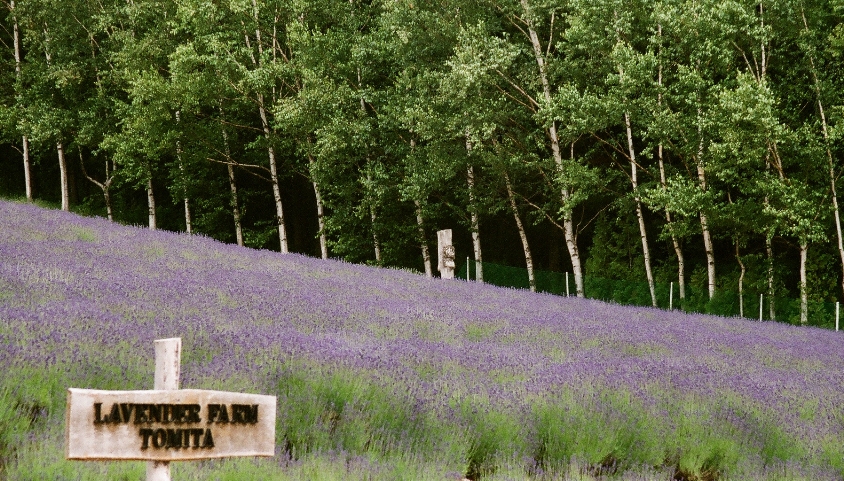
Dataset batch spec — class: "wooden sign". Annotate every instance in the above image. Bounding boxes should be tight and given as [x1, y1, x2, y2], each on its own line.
[66, 388, 276, 461]
[66, 338, 276, 481]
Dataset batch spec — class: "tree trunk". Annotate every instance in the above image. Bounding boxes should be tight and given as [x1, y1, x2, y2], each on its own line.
[414, 200, 432, 277]
[701, 210, 716, 299]
[227, 164, 243, 246]
[301, 135, 327, 259]
[623, 110, 657, 307]
[245, 7, 287, 253]
[22, 137, 32, 201]
[800, 240, 808, 325]
[11, 1, 32, 201]
[220, 124, 243, 246]
[659, 144, 686, 301]
[697, 115, 716, 299]
[79, 151, 113, 222]
[766, 236, 775, 320]
[175, 111, 192, 234]
[520, 0, 583, 296]
[367, 170, 382, 263]
[657, 24, 685, 301]
[104, 189, 113, 222]
[313, 180, 328, 260]
[358, 71, 380, 264]
[257, 95, 287, 253]
[44, 33, 69, 211]
[505, 172, 536, 292]
[801, 8, 844, 299]
[183, 194, 195, 233]
[409, 138, 431, 276]
[306, 151, 328, 259]
[147, 172, 157, 230]
[57, 142, 69, 211]
[466, 158, 484, 282]
[736, 241, 745, 318]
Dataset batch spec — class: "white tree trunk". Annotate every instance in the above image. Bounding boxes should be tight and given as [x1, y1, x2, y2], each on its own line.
[736, 241, 745, 317]
[656, 26, 685, 301]
[356, 69, 381, 263]
[802, 9, 844, 299]
[697, 117, 716, 299]
[303, 143, 327, 259]
[227, 164, 243, 247]
[521, 0, 583, 296]
[22, 136, 32, 201]
[623, 111, 657, 307]
[183, 189, 194, 236]
[505, 172, 536, 292]
[57, 142, 69, 211]
[766, 236, 775, 319]
[175, 111, 192, 234]
[257, 95, 287, 253]
[823, 112, 844, 299]
[800, 240, 808, 324]
[245, 10, 288, 253]
[103, 159, 113, 221]
[564, 218, 584, 296]
[179, 161, 193, 234]
[147, 174, 157, 230]
[221, 125, 244, 246]
[409, 138, 431, 275]
[701, 210, 716, 299]
[415, 200, 432, 277]
[104, 190, 113, 221]
[659, 144, 686, 301]
[11, 1, 32, 201]
[466, 161, 483, 282]
[367, 171, 382, 264]
[313, 180, 328, 260]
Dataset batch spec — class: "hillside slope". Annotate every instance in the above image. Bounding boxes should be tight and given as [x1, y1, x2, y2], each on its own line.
[2, 200, 843, 480]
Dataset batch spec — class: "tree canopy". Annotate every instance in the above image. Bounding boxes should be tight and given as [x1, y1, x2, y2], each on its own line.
[2, 0, 843, 322]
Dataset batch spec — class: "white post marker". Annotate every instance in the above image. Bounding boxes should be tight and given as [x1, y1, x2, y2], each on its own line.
[670, 282, 674, 310]
[66, 338, 276, 480]
[149, 338, 180, 481]
[466, 257, 470, 281]
[437, 229, 455, 280]
[836, 301, 840, 332]
[759, 294, 763, 321]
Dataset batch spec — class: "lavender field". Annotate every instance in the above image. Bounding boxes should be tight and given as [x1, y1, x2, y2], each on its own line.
[2, 199, 844, 480]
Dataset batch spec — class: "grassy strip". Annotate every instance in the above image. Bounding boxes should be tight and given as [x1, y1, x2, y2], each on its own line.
[0, 361, 838, 480]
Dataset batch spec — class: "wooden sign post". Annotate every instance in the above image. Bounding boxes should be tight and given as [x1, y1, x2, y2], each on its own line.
[437, 229, 455, 279]
[66, 338, 276, 481]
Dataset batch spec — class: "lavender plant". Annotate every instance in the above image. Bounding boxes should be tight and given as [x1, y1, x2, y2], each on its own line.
[1, 199, 843, 480]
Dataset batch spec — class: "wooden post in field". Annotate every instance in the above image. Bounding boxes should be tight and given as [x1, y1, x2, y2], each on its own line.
[759, 294, 763, 321]
[836, 302, 840, 332]
[466, 257, 470, 281]
[437, 229, 455, 280]
[148, 338, 181, 481]
[566, 273, 569, 297]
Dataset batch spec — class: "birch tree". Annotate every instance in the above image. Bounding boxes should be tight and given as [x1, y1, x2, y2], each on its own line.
[3, 0, 32, 200]
[799, 4, 844, 299]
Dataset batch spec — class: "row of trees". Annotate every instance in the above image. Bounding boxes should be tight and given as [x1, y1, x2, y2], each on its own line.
[1, 0, 843, 322]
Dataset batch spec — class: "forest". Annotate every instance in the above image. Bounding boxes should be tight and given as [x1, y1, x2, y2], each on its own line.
[1, 0, 843, 322]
